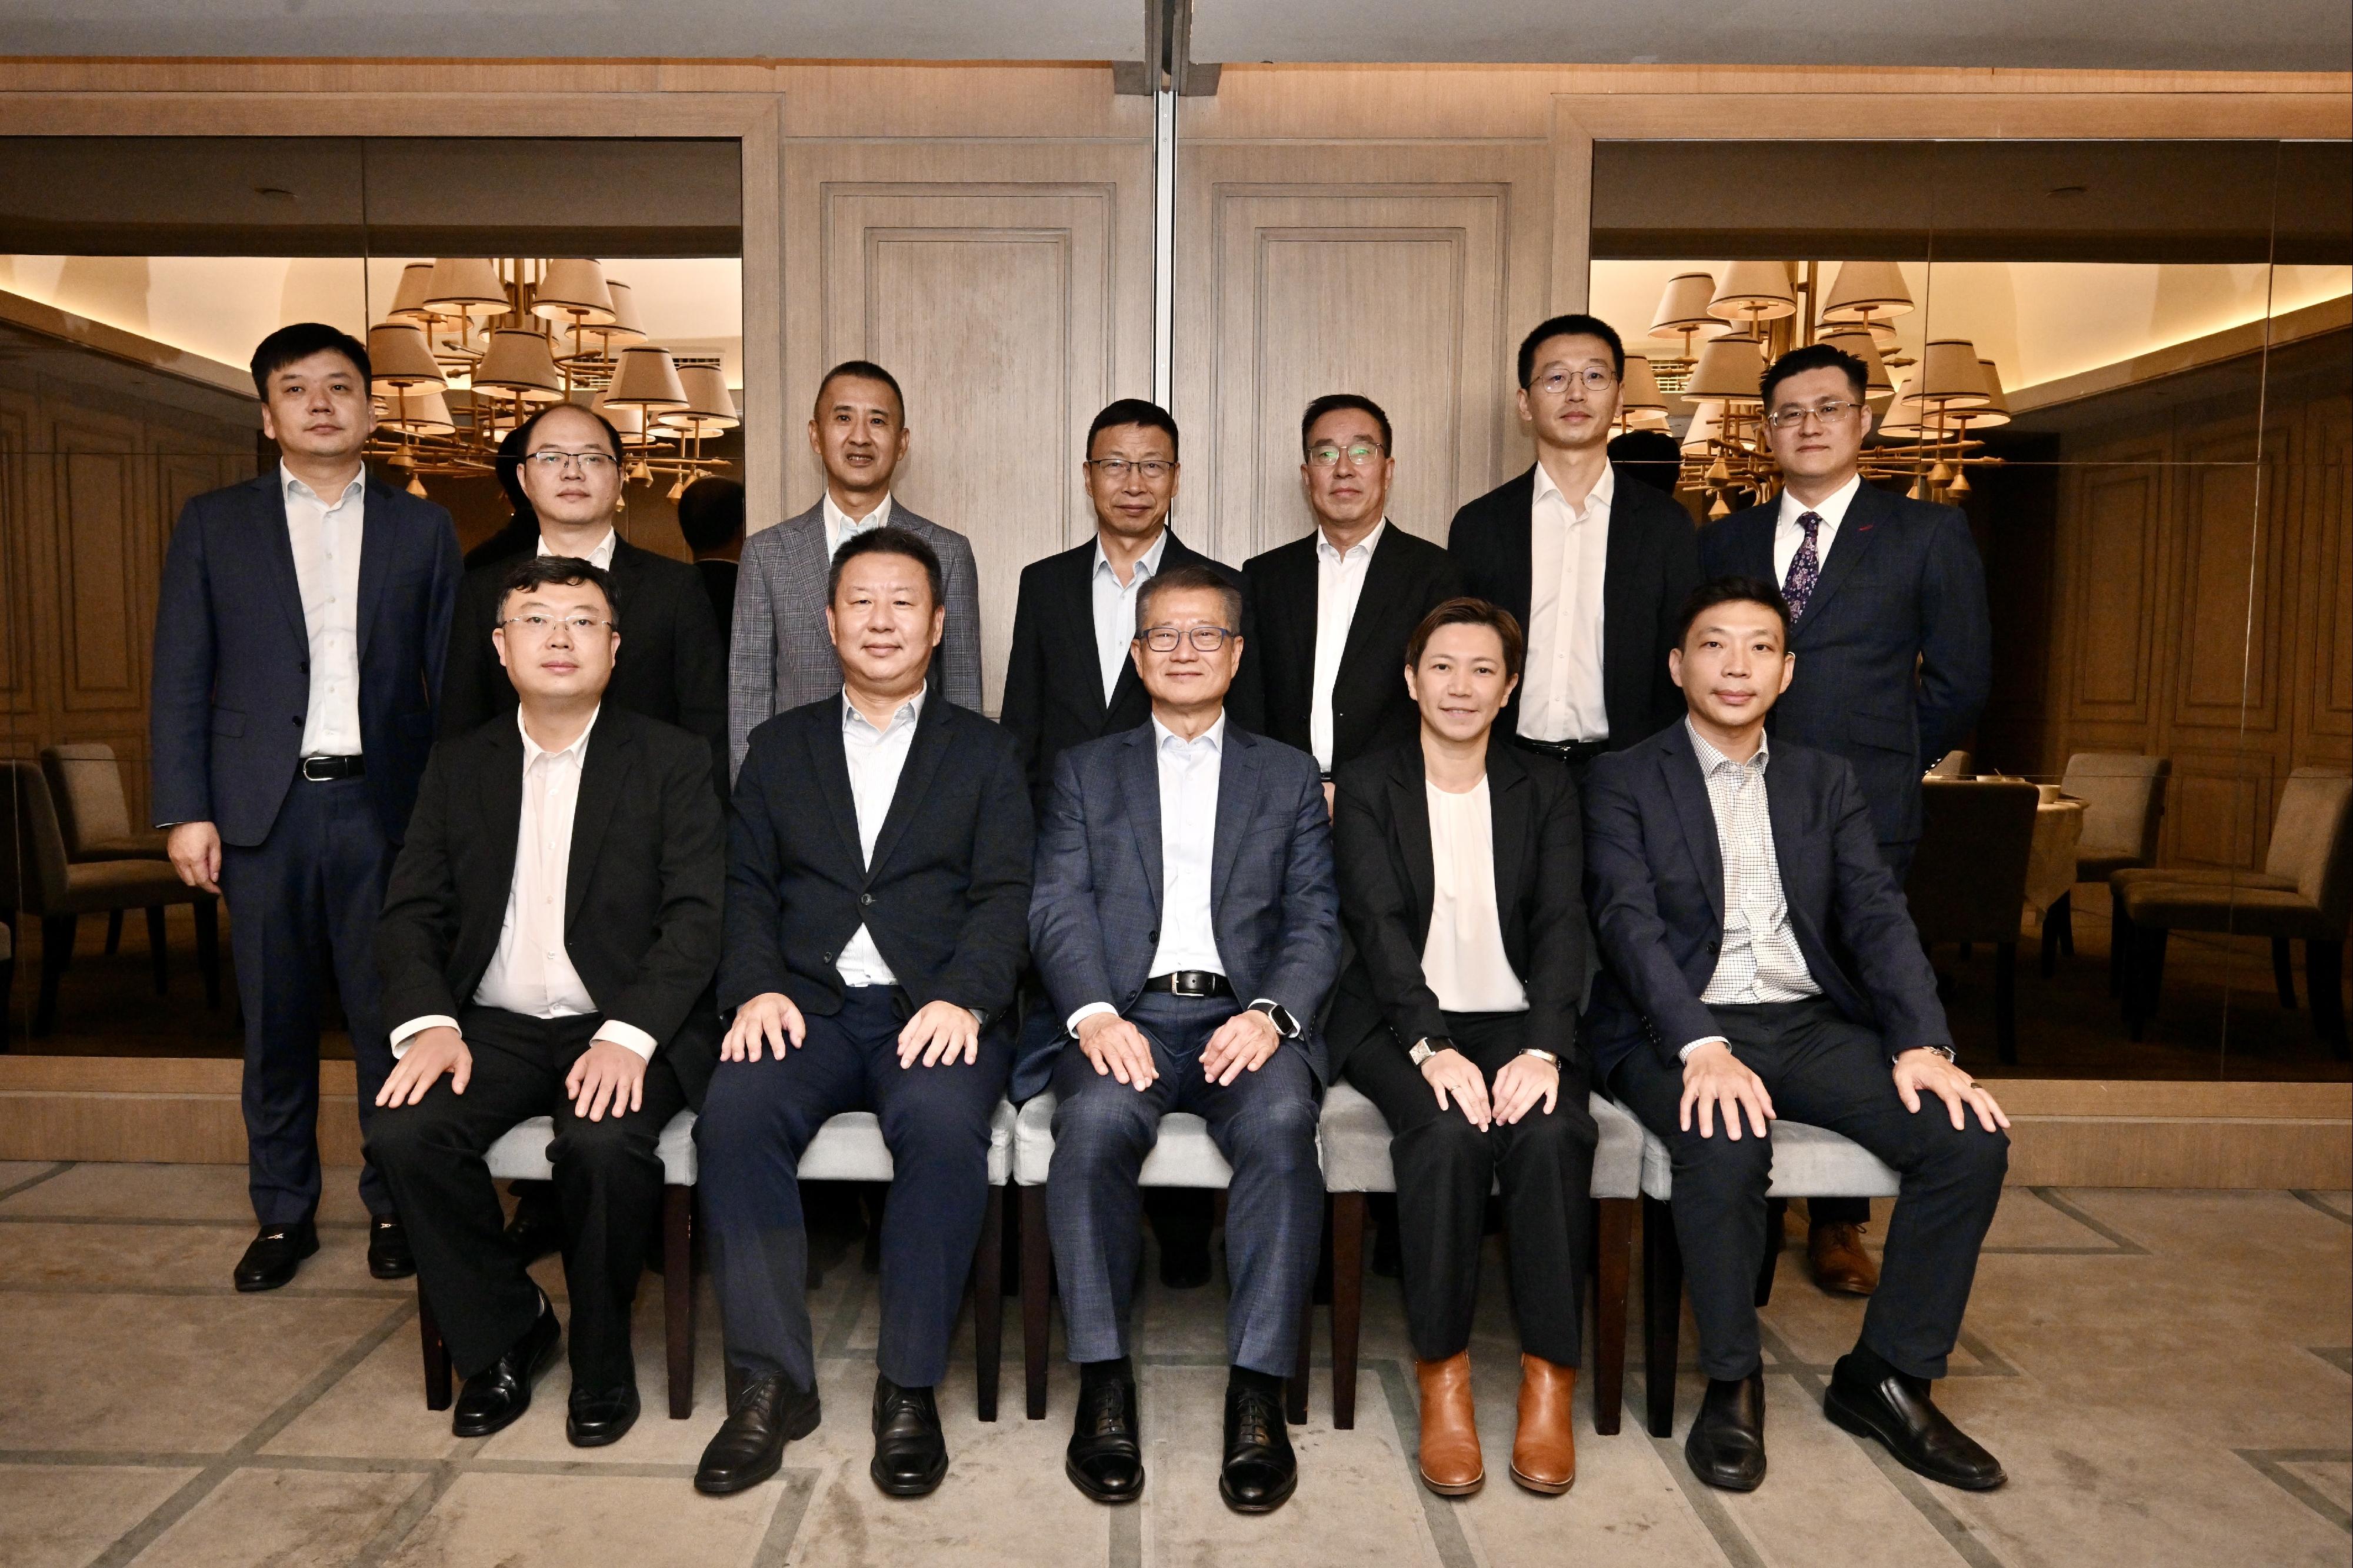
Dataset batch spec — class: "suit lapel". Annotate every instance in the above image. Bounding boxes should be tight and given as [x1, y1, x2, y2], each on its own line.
[866, 688, 952, 876]
[354, 479, 401, 665]
[564, 711, 631, 934]
[1788, 482, 1885, 634]
[1334, 526, 1413, 691]
[1210, 724, 1263, 909]
[1387, 746, 1435, 937]
[1119, 726, 1164, 913]
[1659, 725, 1726, 928]
[806, 703, 866, 872]
[472, 719, 526, 933]
[1487, 743, 1531, 929]
[1067, 546, 1118, 726]
[251, 475, 312, 651]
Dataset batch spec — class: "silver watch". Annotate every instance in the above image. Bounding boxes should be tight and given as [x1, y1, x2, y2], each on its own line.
[1408, 1036, 1448, 1066]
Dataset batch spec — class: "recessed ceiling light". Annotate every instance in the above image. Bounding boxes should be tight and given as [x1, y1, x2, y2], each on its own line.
[2048, 184, 2089, 198]
[254, 186, 295, 199]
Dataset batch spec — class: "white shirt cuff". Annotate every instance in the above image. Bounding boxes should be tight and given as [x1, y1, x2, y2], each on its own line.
[594, 1020, 659, 1063]
[391, 1015, 458, 1059]
[1066, 1002, 1117, 1035]
[1678, 1035, 1729, 1063]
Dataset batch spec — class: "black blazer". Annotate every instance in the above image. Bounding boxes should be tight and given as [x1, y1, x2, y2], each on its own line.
[1446, 463, 1701, 749]
[722, 688, 1034, 1027]
[439, 538, 729, 792]
[375, 707, 727, 1106]
[1328, 740, 1587, 1080]
[1243, 525, 1465, 769]
[999, 530, 1265, 806]
[1581, 720, 1950, 1086]
[1698, 482, 1991, 849]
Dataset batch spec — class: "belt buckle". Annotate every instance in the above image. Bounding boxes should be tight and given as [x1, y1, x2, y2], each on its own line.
[301, 756, 330, 782]
[1174, 972, 1211, 998]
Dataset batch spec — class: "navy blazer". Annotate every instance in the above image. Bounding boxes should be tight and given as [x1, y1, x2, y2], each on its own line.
[1024, 719, 1341, 1099]
[1581, 719, 1950, 1084]
[1698, 482, 1991, 849]
[151, 469, 461, 846]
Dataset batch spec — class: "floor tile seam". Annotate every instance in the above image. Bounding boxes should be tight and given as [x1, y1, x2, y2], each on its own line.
[2304, 1346, 2353, 1374]
[1631, 1366, 1764, 1568]
[0, 1215, 373, 1230]
[2231, 1446, 2353, 1535]
[2289, 1190, 2353, 1225]
[0, 1161, 75, 1202]
[2023, 1187, 2149, 1253]
[0, 1284, 408, 1299]
[0, 1449, 221, 1469]
[1372, 1354, 1482, 1568]
[1109, 1484, 1144, 1568]
[346, 1460, 462, 1568]
[749, 1470, 822, 1568]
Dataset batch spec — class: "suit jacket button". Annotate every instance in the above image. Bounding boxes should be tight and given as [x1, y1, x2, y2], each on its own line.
[1147, 930, 1158, 942]
[860, 893, 874, 907]
[822, 950, 834, 963]
[1708, 940, 1721, 955]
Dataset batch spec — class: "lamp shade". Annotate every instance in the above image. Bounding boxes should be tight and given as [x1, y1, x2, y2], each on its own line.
[388, 262, 439, 322]
[532, 258, 617, 326]
[424, 257, 510, 318]
[1650, 272, 1722, 335]
[586, 280, 647, 348]
[1681, 399, 1725, 453]
[1917, 339, 1992, 408]
[1618, 354, 1668, 414]
[591, 391, 654, 447]
[1625, 407, 1672, 432]
[602, 345, 689, 410]
[1708, 261, 1797, 323]
[1685, 334, 1768, 402]
[1814, 326, 1894, 395]
[471, 328, 566, 402]
[1876, 375, 1927, 439]
[378, 387, 455, 435]
[655, 363, 741, 434]
[366, 323, 446, 392]
[1820, 261, 1916, 323]
[1976, 359, 2011, 416]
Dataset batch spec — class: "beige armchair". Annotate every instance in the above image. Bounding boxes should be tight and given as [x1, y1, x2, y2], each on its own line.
[40, 743, 171, 960]
[2047, 753, 2171, 982]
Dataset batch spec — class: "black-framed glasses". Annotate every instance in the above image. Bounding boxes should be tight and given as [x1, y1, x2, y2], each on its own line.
[1531, 367, 1616, 396]
[1137, 624, 1237, 652]
[1086, 458, 1175, 481]
[1305, 441, 1384, 467]
[1762, 400, 1864, 431]
[523, 449, 619, 474]
[501, 613, 615, 639]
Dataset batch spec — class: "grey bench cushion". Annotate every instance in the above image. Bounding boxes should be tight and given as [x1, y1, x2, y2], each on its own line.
[1014, 1092, 1236, 1189]
[1632, 1112, 1900, 1201]
[482, 1103, 1018, 1188]
[487, 1110, 700, 1184]
[1314, 1083, 1644, 1200]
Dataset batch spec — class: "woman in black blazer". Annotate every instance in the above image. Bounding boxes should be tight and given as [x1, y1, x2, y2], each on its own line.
[1329, 598, 1596, 1500]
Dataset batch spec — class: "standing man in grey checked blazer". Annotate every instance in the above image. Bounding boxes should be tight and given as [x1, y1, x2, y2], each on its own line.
[727, 359, 984, 778]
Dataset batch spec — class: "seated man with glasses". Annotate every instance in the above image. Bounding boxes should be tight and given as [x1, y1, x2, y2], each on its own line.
[1028, 563, 1341, 1514]
[368, 555, 725, 1447]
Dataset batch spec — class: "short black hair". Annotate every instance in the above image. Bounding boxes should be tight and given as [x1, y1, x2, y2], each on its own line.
[1407, 597, 1524, 682]
[1517, 313, 1625, 386]
[1675, 575, 1790, 648]
[675, 476, 745, 553]
[1135, 563, 1241, 635]
[1300, 393, 1392, 458]
[512, 400, 626, 462]
[1087, 398, 1180, 462]
[828, 523, 944, 611]
[1607, 429, 1682, 495]
[498, 555, 619, 630]
[251, 323, 370, 400]
[814, 359, 906, 422]
[494, 424, 534, 520]
[1760, 342, 1869, 408]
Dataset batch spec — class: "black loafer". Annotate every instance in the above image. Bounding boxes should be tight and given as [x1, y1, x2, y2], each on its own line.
[1824, 1353, 2007, 1490]
[1066, 1373, 1145, 1503]
[567, 1384, 641, 1448]
[1219, 1381, 1298, 1513]
[871, 1376, 949, 1497]
[695, 1374, 821, 1496]
[502, 1184, 565, 1265]
[1685, 1372, 1768, 1492]
[451, 1294, 561, 1439]
[366, 1215, 416, 1280]
[234, 1220, 318, 1292]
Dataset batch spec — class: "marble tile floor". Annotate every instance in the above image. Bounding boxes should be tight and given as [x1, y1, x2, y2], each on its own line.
[0, 1160, 2345, 1567]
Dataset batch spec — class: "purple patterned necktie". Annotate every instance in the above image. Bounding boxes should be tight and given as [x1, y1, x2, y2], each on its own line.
[1782, 511, 1823, 620]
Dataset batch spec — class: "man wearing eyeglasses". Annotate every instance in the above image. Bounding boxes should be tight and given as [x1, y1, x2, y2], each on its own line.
[1244, 395, 1465, 804]
[368, 555, 725, 1449]
[1448, 313, 1702, 784]
[1697, 343, 1991, 1299]
[1029, 564, 1339, 1514]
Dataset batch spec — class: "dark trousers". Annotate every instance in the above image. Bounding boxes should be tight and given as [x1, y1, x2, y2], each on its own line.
[365, 1007, 689, 1389]
[696, 987, 1009, 1391]
[1812, 835, 1921, 1232]
[1047, 992, 1322, 1375]
[1344, 1011, 1597, 1365]
[1611, 997, 2007, 1381]
[218, 775, 398, 1225]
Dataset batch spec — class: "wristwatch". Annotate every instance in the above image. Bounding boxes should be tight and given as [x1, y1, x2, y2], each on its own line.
[1916, 1045, 1958, 1063]
[1519, 1047, 1561, 1067]
[1247, 999, 1302, 1040]
[1408, 1036, 1454, 1066]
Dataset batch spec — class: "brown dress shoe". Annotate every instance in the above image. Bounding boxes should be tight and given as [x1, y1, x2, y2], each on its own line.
[1414, 1353, 1484, 1495]
[1510, 1353, 1576, 1494]
[1808, 1221, 1881, 1296]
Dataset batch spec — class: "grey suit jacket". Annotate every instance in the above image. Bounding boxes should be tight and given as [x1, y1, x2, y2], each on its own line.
[726, 499, 984, 778]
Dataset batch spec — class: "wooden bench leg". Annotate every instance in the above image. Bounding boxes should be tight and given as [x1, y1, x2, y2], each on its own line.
[2309, 938, 2347, 1057]
[1287, 1200, 1318, 1427]
[34, 914, 74, 1036]
[1754, 1197, 1785, 1307]
[663, 1185, 694, 1419]
[194, 898, 222, 1009]
[1641, 1195, 1682, 1439]
[1593, 1197, 1631, 1436]
[2273, 937, 2299, 1010]
[1331, 1192, 1365, 1430]
[1021, 1185, 1052, 1420]
[105, 909, 124, 956]
[1996, 940, 2018, 1065]
[418, 1281, 452, 1411]
[145, 906, 168, 995]
[973, 1183, 1004, 1422]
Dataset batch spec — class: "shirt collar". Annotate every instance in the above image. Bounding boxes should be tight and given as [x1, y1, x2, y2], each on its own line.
[1532, 458, 1614, 519]
[842, 684, 925, 739]
[1152, 712, 1226, 755]
[823, 490, 892, 543]
[1315, 518, 1387, 564]
[538, 529, 617, 571]
[519, 703, 600, 769]
[1094, 526, 1169, 586]
[280, 462, 364, 508]
[1686, 715, 1769, 776]
[1777, 472, 1863, 532]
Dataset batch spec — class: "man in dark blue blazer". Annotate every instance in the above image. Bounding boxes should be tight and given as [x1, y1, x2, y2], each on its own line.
[1029, 563, 1340, 1515]
[1585, 576, 2009, 1497]
[1697, 339, 1992, 1291]
[152, 323, 461, 1292]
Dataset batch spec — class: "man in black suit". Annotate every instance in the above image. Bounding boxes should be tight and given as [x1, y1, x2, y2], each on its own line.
[1697, 342, 1992, 1295]
[677, 476, 746, 645]
[1448, 314, 1702, 782]
[366, 555, 724, 1446]
[152, 323, 462, 1291]
[692, 527, 1032, 1501]
[1244, 394, 1465, 796]
[1584, 576, 2010, 1496]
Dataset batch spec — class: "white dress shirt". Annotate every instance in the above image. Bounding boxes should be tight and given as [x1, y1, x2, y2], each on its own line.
[1772, 473, 1862, 584]
[1309, 520, 1387, 771]
[1518, 459, 1614, 744]
[1683, 718, 1819, 1059]
[282, 463, 365, 757]
[391, 706, 659, 1062]
[539, 529, 617, 571]
[1421, 777, 1528, 1014]
[835, 687, 924, 987]
[1089, 528, 1168, 705]
[822, 491, 895, 558]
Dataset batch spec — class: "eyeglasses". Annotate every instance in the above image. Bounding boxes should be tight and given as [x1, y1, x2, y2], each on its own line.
[1305, 442, 1385, 468]
[1531, 367, 1617, 396]
[1137, 625, 1237, 652]
[1086, 458, 1175, 482]
[501, 614, 614, 639]
[523, 449, 619, 474]
[1763, 400, 1863, 431]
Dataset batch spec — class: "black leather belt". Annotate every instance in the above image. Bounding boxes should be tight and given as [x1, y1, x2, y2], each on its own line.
[1142, 970, 1233, 999]
[1511, 735, 1608, 766]
[300, 754, 365, 781]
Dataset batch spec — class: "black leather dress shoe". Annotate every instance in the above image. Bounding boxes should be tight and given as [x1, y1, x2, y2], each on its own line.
[1219, 1382, 1298, 1513]
[1685, 1372, 1768, 1492]
[366, 1215, 415, 1280]
[234, 1221, 318, 1292]
[870, 1377, 949, 1497]
[566, 1384, 641, 1448]
[1824, 1353, 2007, 1490]
[1066, 1373, 1145, 1503]
[502, 1185, 565, 1265]
[451, 1295, 561, 1439]
[695, 1375, 821, 1496]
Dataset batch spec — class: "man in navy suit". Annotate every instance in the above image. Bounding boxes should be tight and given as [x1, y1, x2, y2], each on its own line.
[1584, 576, 2009, 1496]
[152, 323, 461, 1290]
[1029, 563, 1340, 1515]
[1698, 340, 1992, 1294]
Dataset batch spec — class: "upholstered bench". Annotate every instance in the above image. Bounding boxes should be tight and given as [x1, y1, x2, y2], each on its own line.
[1634, 1115, 1902, 1437]
[1315, 1085, 1644, 1432]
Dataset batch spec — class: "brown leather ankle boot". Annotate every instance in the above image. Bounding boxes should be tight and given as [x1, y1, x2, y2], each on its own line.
[1510, 1353, 1576, 1494]
[1414, 1352, 1484, 1495]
